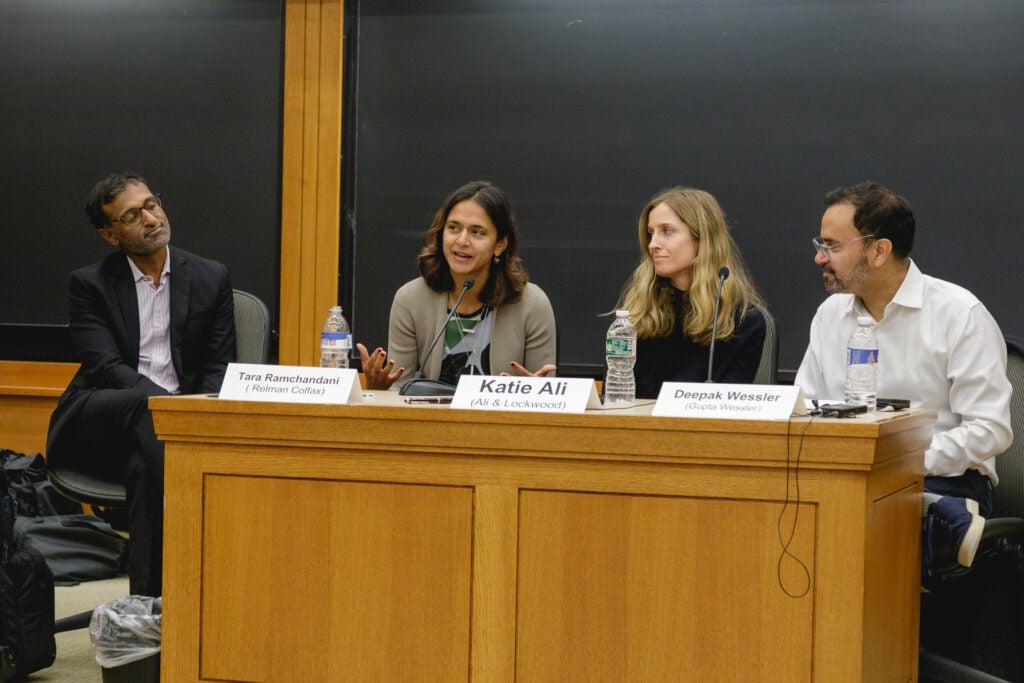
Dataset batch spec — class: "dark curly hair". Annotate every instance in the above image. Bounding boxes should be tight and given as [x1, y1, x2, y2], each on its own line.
[418, 180, 528, 306]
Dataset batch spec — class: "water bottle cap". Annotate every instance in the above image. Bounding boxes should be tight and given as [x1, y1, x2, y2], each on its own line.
[856, 316, 873, 325]
[615, 309, 630, 317]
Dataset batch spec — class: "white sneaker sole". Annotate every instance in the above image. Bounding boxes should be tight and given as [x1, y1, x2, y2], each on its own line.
[956, 498, 985, 567]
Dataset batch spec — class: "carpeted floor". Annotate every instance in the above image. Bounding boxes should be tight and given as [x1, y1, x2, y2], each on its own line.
[29, 575, 130, 682]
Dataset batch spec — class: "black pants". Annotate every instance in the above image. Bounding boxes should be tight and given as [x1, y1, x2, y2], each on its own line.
[61, 388, 165, 597]
[920, 469, 996, 663]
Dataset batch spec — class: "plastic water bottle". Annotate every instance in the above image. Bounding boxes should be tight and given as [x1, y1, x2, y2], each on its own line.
[319, 305, 351, 368]
[605, 309, 637, 406]
[844, 316, 878, 412]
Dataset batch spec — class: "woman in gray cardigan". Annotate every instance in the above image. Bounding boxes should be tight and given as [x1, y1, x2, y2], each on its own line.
[357, 181, 557, 390]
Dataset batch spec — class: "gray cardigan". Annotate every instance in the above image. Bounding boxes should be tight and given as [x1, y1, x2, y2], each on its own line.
[386, 278, 557, 389]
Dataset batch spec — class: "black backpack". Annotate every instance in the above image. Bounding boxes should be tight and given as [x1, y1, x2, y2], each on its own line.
[0, 462, 55, 681]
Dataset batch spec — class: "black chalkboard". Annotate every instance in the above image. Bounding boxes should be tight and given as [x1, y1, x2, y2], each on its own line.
[345, 1, 1024, 377]
[0, 1, 283, 360]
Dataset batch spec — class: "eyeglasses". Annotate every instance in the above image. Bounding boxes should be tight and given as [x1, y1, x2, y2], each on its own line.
[112, 194, 163, 228]
[811, 234, 872, 261]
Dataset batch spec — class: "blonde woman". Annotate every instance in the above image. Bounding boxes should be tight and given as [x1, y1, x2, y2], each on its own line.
[617, 186, 766, 398]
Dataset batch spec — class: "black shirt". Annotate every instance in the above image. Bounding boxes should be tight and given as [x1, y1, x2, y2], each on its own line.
[633, 303, 767, 399]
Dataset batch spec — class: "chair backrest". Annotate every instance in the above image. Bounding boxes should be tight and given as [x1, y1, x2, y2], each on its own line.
[753, 305, 778, 385]
[993, 335, 1024, 518]
[233, 289, 270, 364]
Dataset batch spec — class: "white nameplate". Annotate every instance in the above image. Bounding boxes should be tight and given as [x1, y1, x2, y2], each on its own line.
[651, 382, 805, 420]
[218, 363, 362, 404]
[451, 375, 602, 413]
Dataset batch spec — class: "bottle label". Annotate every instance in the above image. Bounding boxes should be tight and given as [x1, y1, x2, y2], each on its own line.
[606, 337, 636, 357]
[847, 347, 878, 364]
[321, 332, 352, 350]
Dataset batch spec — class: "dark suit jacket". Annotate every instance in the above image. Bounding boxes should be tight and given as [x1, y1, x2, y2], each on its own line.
[47, 246, 236, 460]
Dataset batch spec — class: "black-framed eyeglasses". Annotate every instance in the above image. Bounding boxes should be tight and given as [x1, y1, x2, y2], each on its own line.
[112, 194, 162, 228]
[811, 234, 872, 261]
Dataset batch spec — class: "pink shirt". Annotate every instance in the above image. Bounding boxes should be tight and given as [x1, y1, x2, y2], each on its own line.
[126, 248, 179, 394]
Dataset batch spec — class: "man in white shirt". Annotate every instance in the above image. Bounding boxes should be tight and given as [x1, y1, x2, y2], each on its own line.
[47, 172, 236, 596]
[795, 182, 1012, 570]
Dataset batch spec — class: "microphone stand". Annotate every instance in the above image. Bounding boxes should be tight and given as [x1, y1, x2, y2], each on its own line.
[399, 277, 475, 396]
[706, 266, 730, 383]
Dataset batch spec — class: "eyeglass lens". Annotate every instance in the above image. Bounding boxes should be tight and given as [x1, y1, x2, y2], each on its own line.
[118, 195, 162, 227]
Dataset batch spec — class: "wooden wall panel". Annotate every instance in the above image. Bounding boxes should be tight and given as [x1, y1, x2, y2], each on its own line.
[279, 0, 343, 366]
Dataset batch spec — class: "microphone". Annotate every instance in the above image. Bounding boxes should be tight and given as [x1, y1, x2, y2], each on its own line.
[400, 277, 475, 396]
[706, 266, 729, 383]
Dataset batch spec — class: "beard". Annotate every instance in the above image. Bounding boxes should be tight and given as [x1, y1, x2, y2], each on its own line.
[123, 223, 171, 256]
[823, 251, 871, 294]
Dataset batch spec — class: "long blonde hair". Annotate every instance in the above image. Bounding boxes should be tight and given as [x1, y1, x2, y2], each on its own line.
[618, 186, 763, 344]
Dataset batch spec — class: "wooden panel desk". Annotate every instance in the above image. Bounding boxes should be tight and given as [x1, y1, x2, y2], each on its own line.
[151, 394, 932, 682]
[0, 361, 78, 456]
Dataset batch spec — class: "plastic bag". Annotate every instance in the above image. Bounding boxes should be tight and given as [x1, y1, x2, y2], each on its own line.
[89, 595, 162, 668]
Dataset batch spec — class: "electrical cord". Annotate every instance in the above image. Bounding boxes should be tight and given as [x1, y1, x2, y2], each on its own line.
[777, 412, 815, 598]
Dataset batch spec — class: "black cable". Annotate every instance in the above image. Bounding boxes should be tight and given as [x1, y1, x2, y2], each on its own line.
[777, 413, 815, 598]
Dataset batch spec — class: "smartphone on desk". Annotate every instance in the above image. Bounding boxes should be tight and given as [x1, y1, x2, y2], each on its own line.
[876, 398, 910, 411]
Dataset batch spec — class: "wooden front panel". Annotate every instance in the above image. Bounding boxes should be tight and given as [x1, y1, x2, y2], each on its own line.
[0, 360, 78, 456]
[516, 491, 816, 681]
[862, 470, 922, 680]
[0, 395, 58, 456]
[154, 397, 931, 682]
[198, 475, 473, 682]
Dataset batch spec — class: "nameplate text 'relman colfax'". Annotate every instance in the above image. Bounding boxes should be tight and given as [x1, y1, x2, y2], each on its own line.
[219, 363, 363, 404]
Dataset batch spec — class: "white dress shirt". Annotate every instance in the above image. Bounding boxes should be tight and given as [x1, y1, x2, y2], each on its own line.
[795, 260, 1012, 484]
[127, 249, 180, 394]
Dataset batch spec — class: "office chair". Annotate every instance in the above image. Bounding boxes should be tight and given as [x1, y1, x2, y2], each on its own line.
[753, 305, 778, 385]
[919, 334, 1024, 682]
[231, 289, 271, 365]
[49, 289, 271, 632]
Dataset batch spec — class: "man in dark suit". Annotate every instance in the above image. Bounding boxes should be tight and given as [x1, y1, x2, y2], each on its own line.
[47, 171, 236, 596]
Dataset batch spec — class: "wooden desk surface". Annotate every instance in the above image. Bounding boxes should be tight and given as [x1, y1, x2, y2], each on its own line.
[152, 394, 932, 682]
[151, 391, 931, 469]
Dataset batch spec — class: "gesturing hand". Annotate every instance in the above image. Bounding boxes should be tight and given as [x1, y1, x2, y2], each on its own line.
[356, 343, 405, 389]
